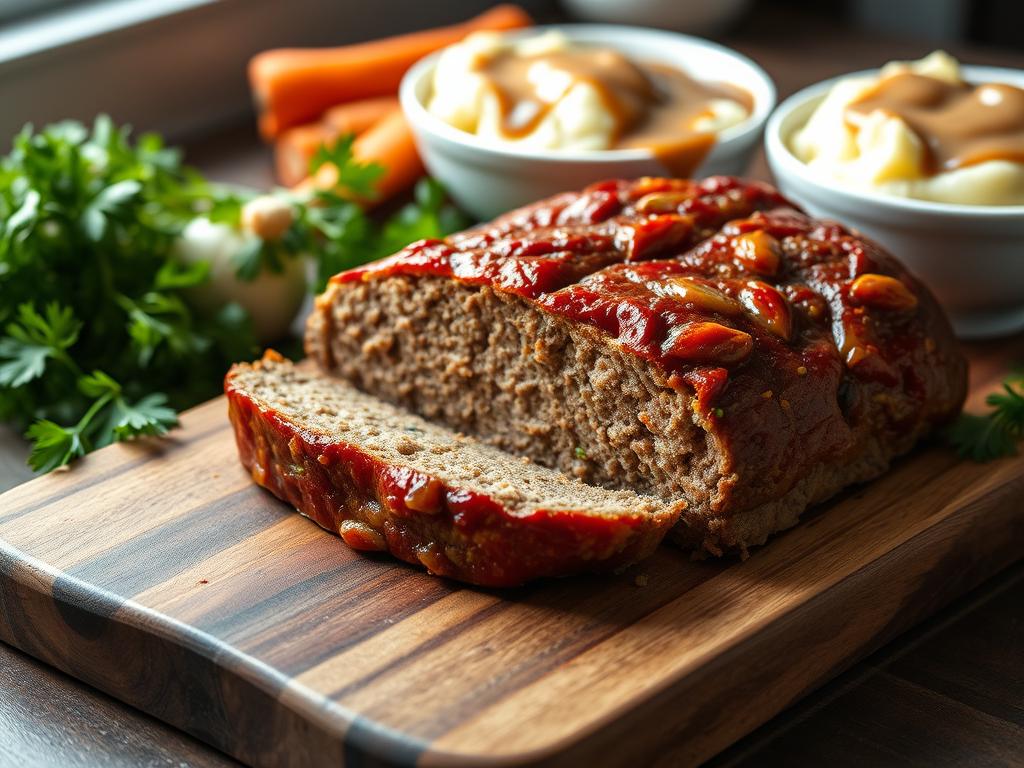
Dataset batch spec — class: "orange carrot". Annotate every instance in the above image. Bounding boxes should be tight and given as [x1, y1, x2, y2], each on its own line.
[274, 99, 400, 186]
[275, 123, 335, 187]
[296, 110, 424, 204]
[351, 110, 424, 202]
[322, 97, 399, 135]
[250, 5, 532, 139]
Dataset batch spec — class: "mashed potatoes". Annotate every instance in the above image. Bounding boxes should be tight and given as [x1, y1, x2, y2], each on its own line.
[790, 51, 1024, 206]
[426, 31, 748, 153]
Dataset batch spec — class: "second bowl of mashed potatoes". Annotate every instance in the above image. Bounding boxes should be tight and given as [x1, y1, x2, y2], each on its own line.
[766, 53, 1024, 338]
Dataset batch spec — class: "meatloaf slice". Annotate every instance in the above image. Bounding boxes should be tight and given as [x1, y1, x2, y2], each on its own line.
[226, 352, 682, 586]
[305, 177, 968, 555]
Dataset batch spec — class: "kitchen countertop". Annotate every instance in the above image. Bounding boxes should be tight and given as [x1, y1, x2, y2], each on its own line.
[2, 10, 1023, 767]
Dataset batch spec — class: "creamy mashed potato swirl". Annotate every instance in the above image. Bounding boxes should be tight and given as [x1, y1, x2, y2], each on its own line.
[426, 31, 748, 153]
[790, 51, 1024, 206]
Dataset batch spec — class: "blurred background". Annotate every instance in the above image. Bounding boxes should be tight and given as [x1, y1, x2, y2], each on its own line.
[3, 0, 1023, 145]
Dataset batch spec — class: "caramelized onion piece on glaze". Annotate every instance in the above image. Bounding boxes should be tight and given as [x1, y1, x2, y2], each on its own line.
[849, 273, 919, 311]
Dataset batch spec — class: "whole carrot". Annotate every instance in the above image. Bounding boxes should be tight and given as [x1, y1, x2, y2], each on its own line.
[250, 5, 532, 139]
[275, 98, 400, 186]
[296, 110, 424, 204]
[322, 97, 399, 135]
[276, 123, 335, 187]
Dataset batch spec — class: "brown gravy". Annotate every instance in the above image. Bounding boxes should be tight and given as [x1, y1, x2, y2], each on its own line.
[475, 45, 751, 176]
[847, 72, 1024, 174]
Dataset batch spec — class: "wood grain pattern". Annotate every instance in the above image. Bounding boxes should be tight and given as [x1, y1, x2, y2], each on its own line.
[712, 561, 1024, 767]
[0, 344, 1022, 768]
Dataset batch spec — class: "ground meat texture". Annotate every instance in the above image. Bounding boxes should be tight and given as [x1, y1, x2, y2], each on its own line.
[305, 177, 968, 554]
[310, 279, 724, 510]
[226, 353, 681, 587]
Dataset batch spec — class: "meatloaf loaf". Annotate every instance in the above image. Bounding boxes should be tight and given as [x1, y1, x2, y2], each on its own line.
[305, 176, 968, 554]
[227, 352, 682, 586]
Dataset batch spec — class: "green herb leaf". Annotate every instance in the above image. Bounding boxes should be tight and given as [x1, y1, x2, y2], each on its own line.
[26, 419, 85, 473]
[230, 237, 266, 281]
[987, 380, 1024, 424]
[8, 303, 81, 352]
[5, 189, 40, 236]
[81, 180, 142, 242]
[947, 374, 1024, 461]
[110, 392, 178, 440]
[309, 135, 386, 199]
[78, 369, 121, 399]
[292, 157, 466, 292]
[0, 118, 247, 470]
[0, 338, 49, 387]
[0, 303, 82, 386]
[155, 258, 210, 290]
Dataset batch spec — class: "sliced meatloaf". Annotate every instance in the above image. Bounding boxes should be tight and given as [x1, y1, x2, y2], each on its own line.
[226, 352, 682, 586]
[305, 176, 968, 554]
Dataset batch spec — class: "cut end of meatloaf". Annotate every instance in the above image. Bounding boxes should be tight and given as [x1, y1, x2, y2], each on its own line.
[307, 277, 726, 512]
[225, 352, 682, 586]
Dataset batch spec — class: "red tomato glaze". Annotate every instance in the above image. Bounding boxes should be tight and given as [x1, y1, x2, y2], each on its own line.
[336, 176, 936, 414]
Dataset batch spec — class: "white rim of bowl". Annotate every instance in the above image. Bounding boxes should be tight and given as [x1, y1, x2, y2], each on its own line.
[399, 23, 777, 166]
[765, 65, 1024, 219]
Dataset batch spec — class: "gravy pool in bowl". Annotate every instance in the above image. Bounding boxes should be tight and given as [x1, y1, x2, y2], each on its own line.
[426, 30, 751, 175]
[790, 51, 1024, 206]
[400, 25, 775, 219]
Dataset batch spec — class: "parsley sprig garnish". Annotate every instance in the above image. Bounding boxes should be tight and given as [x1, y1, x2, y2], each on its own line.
[0, 118, 254, 471]
[0, 303, 179, 471]
[309, 134, 385, 199]
[0, 117, 465, 472]
[947, 371, 1024, 462]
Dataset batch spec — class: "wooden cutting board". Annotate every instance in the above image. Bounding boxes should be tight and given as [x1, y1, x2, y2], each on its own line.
[1, 344, 1022, 768]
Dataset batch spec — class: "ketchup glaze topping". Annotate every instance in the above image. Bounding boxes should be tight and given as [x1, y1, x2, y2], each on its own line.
[336, 176, 940, 415]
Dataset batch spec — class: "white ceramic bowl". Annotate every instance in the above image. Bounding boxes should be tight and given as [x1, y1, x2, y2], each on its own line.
[399, 24, 775, 221]
[766, 66, 1024, 340]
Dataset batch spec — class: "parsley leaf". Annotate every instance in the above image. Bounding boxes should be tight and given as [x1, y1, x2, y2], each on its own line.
[0, 303, 81, 386]
[154, 258, 209, 290]
[110, 393, 178, 440]
[379, 178, 468, 254]
[26, 420, 85, 473]
[78, 369, 121, 399]
[9, 302, 82, 352]
[309, 134, 385, 199]
[947, 373, 1024, 461]
[229, 236, 287, 282]
[81, 179, 142, 241]
[5, 188, 40, 236]
[292, 161, 467, 292]
[0, 341, 49, 388]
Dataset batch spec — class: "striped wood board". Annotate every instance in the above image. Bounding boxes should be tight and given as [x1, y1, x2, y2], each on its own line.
[1, 345, 1022, 768]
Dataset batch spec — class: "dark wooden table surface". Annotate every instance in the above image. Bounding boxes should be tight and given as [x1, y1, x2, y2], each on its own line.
[2, 11, 1023, 768]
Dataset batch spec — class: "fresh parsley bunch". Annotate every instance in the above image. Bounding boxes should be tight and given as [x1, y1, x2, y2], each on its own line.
[0, 118, 258, 470]
[0, 118, 466, 472]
